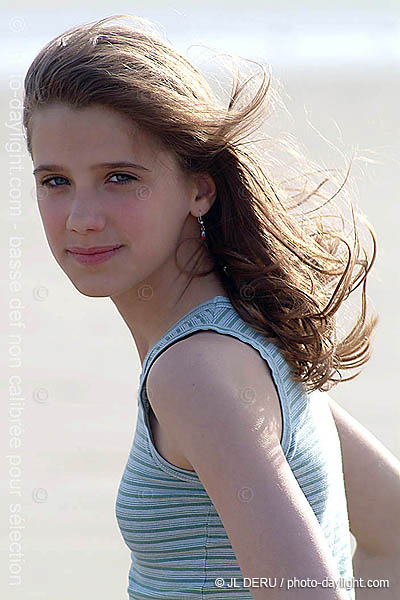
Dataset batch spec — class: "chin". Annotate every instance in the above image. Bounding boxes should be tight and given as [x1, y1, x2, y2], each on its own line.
[71, 285, 113, 298]
[74, 288, 112, 298]
[66, 275, 120, 298]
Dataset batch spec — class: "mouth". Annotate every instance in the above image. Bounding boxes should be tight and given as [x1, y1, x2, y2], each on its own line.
[67, 245, 124, 265]
[67, 245, 123, 255]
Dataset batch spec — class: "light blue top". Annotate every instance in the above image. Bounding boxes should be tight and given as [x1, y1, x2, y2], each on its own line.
[115, 295, 354, 599]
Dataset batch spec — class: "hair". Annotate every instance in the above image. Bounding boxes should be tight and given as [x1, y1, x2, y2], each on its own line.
[23, 14, 379, 394]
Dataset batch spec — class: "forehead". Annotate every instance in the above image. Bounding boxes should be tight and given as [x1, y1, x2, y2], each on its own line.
[30, 103, 173, 171]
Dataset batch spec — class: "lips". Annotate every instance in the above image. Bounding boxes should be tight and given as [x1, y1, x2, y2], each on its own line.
[67, 245, 124, 266]
[67, 245, 122, 255]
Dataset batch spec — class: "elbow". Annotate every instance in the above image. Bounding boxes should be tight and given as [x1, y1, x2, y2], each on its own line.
[353, 529, 400, 560]
[353, 543, 400, 590]
[354, 538, 400, 566]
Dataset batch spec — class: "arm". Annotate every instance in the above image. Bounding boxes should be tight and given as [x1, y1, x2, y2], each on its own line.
[326, 394, 400, 598]
[147, 333, 349, 600]
[326, 394, 400, 556]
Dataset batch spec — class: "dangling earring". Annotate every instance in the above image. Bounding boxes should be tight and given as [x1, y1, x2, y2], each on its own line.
[198, 211, 206, 240]
[197, 210, 228, 276]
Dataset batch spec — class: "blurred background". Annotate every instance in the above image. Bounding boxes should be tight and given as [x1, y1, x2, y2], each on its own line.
[1, 1, 399, 598]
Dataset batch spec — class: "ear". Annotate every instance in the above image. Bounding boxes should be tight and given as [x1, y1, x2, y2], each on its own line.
[189, 172, 217, 219]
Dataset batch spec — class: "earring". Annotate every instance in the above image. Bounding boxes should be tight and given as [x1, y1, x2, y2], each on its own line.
[198, 211, 206, 240]
[197, 210, 228, 275]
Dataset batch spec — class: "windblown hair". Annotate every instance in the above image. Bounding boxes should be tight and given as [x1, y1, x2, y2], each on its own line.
[23, 14, 379, 394]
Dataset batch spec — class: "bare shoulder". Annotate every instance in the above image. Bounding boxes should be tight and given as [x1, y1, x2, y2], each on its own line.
[148, 329, 277, 392]
[147, 329, 283, 448]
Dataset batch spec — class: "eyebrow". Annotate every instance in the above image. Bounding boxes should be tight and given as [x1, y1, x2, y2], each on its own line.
[32, 161, 151, 176]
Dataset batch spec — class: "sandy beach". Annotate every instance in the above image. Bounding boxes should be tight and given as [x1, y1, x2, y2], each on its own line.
[2, 6, 399, 598]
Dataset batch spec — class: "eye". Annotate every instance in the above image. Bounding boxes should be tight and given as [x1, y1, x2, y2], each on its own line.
[39, 172, 138, 189]
[107, 173, 138, 185]
[40, 176, 69, 187]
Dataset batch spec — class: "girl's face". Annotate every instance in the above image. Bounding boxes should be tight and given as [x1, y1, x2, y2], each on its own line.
[30, 102, 199, 298]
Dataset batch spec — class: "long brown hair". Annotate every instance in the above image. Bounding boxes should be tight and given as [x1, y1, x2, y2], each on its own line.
[23, 14, 379, 394]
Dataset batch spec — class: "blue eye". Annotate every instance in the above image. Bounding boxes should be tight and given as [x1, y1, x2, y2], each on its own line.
[40, 173, 138, 188]
[108, 173, 138, 185]
[41, 176, 69, 187]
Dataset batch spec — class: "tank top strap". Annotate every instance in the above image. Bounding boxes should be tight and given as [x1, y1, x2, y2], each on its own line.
[138, 294, 309, 459]
[139, 296, 231, 388]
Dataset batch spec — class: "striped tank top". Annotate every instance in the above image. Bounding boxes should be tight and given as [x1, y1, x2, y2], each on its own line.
[115, 295, 355, 599]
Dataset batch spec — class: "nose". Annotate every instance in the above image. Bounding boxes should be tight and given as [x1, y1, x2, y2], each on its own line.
[66, 193, 106, 233]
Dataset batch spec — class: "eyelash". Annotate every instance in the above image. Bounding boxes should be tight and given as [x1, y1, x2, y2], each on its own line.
[40, 172, 138, 187]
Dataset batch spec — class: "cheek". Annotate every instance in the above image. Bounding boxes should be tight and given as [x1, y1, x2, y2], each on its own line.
[116, 201, 150, 238]
[37, 201, 65, 241]
[121, 202, 180, 258]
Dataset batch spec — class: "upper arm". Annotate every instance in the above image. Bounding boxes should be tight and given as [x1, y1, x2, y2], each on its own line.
[147, 333, 348, 600]
[326, 393, 400, 557]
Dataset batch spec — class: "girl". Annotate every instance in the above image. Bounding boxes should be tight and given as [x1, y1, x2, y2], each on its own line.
[23, 14, 399, 600]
